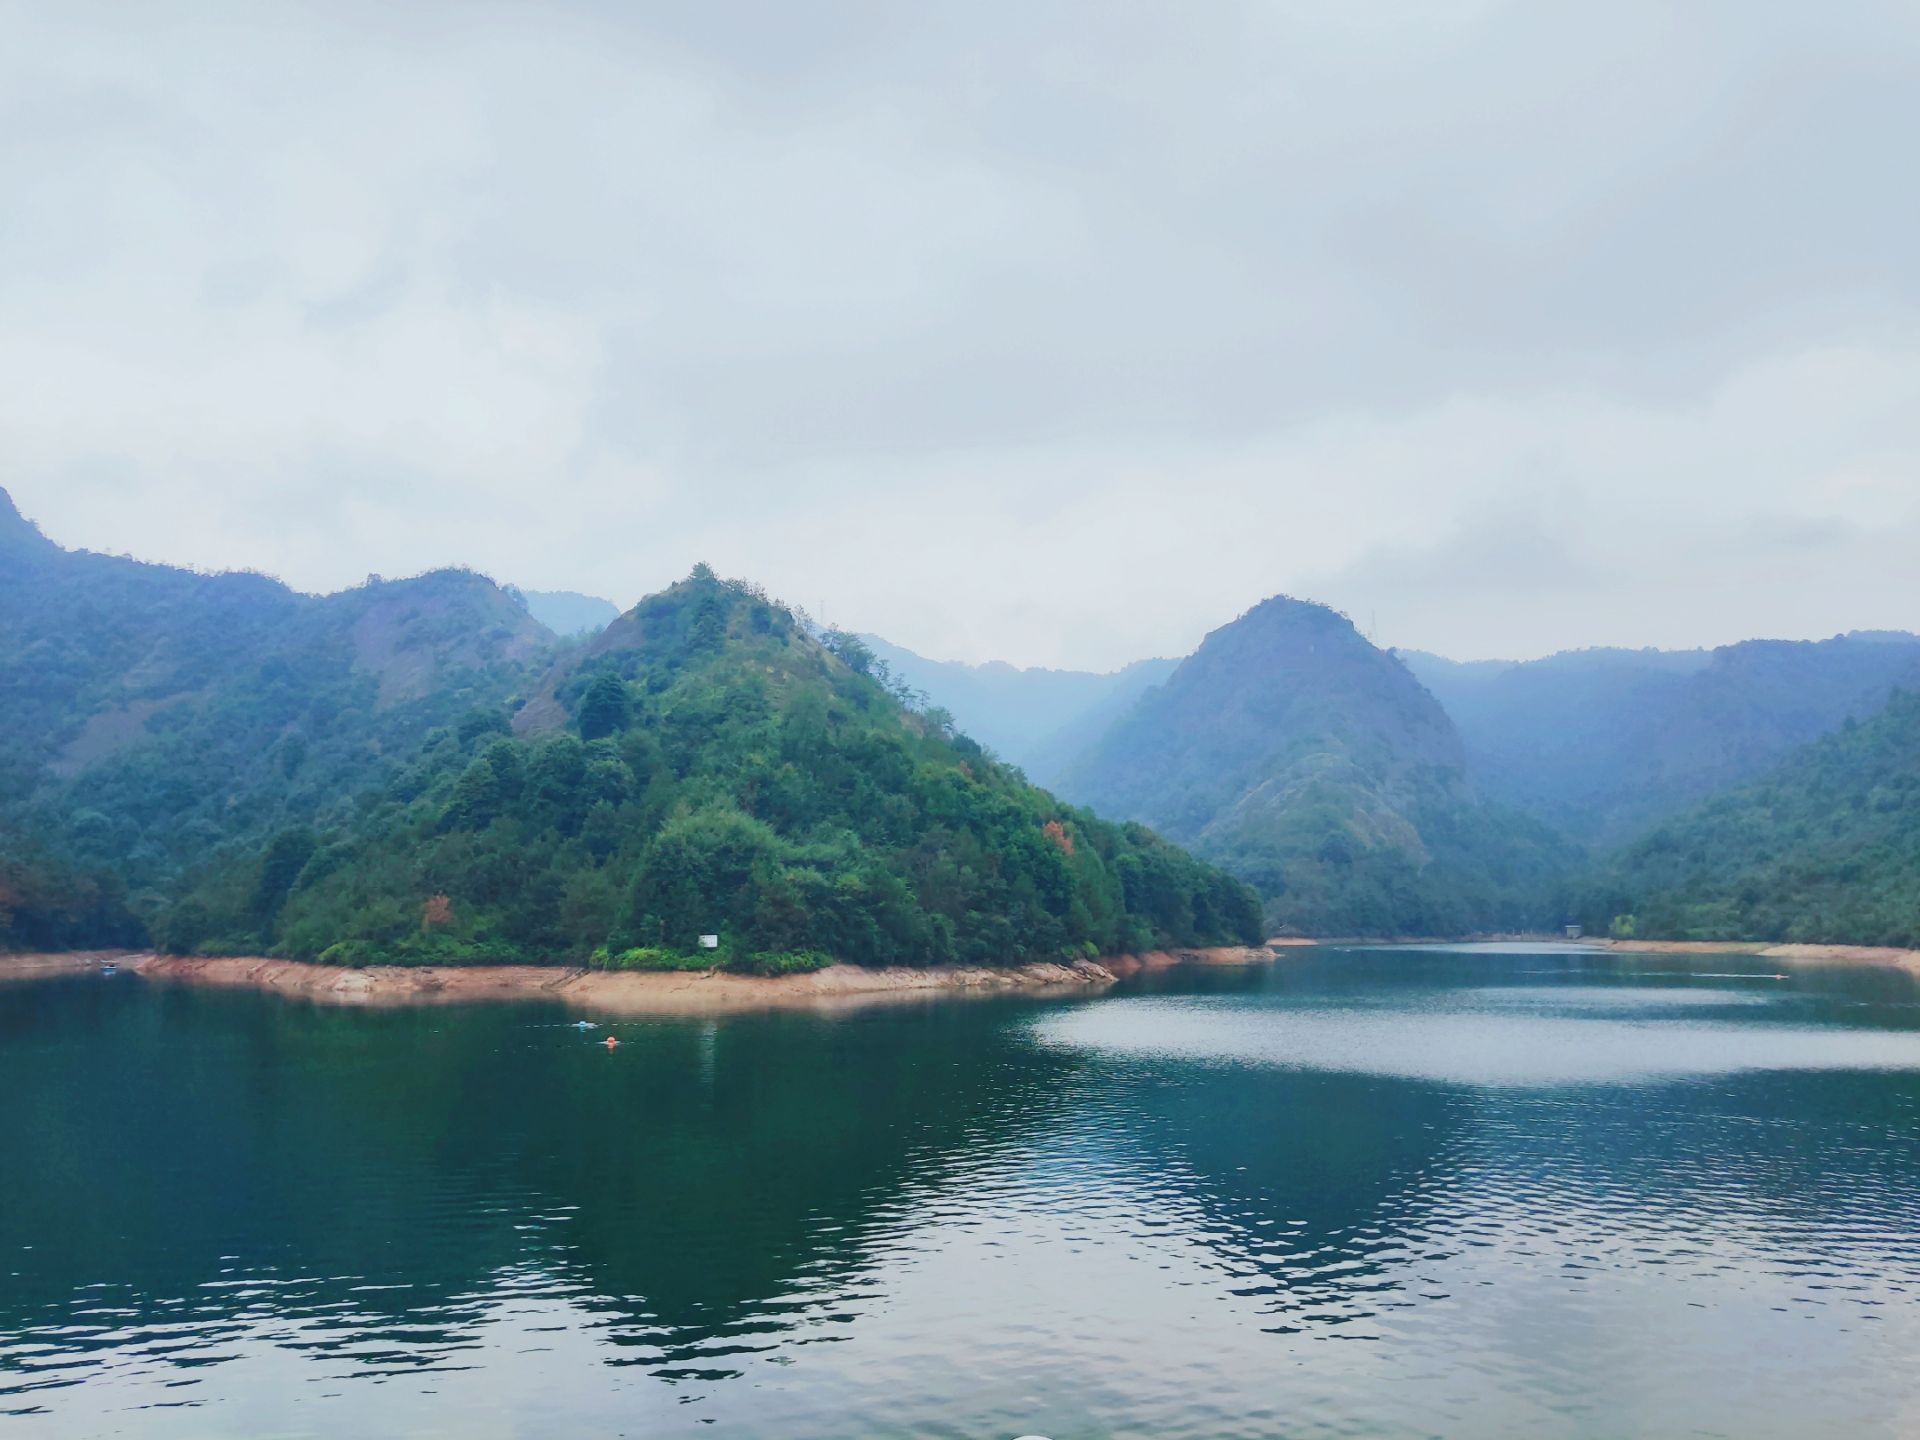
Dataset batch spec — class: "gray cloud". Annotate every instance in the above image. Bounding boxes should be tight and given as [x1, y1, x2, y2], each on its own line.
[2, 0, 1917, 667]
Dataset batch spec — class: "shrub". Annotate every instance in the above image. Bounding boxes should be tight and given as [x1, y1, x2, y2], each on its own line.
[732, 949, 833, 977]
[595, 946, 713, 972]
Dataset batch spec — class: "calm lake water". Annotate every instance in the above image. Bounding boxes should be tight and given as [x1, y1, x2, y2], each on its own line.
[6, 946, 1920, 1438]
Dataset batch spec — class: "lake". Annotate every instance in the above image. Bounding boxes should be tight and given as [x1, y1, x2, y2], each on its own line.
[5, 946, 1920, 1438]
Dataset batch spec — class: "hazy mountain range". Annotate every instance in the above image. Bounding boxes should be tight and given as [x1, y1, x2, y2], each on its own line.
[3, 484, 1914, 951]
[868, 602, 1920, 943]
[857, 636, 1177, 790]
[1402, 637, 1920, 848]
[513, 589, 622, 638]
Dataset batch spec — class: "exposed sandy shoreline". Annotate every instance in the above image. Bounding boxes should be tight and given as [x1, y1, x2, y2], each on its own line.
[15, 936, 1910, 1010]
[0, 951, 129, 983]
[0, 945, 1277, 1014]
[1600, 939, 1920, 973]
[1282, 934, 1920, 973]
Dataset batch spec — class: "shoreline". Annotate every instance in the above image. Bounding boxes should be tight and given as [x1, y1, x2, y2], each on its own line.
[11, 935, 1913, 1008]
[1598, 938, 1920, 973]
[0, 945, 1278, 1014]
[1274, 934, 1920, 973]
[0, 951, 130, 983]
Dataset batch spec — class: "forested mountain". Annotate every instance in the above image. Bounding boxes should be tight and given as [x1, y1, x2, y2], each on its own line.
[7, 470, 1910, 961]
[859, 636, 1176, 785]
[514, 588, 620, 638]
[183, 570, 1260, 969]
[1, 491, 1257, 966]
[1403, 635, 1920, 847]
[1056, 597, 1575, 937]
[0, 486, 553, 948]
[1579, 689, 1920, 948]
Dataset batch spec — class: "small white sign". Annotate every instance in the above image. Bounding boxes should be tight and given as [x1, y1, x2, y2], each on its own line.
[698, 934, 720, 950]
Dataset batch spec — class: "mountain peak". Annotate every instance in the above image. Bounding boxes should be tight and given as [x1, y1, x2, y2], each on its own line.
[1057, 589, 1570, 935]
[0, 486, 57, 555]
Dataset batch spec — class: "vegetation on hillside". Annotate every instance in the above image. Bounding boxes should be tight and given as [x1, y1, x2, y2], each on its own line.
[1058, 596, 1578, 936]
[9, 480, 1916, 961]
[1403, 635, 1920, 847]
[166, 570, 1263, 969]
[0, 489, 554, 950]
[1578, 690, 1920, 948]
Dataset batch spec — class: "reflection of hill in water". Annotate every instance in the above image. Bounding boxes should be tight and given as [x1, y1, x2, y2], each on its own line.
[1076, 1060, 1472, 1334]
[12, 962, 1920, 1427]
[0, 980, 1077, 1398]
[1053, 958, 1920, 1340]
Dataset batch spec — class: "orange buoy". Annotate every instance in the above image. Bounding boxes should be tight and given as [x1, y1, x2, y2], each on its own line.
[603, 1034, 619, 1049]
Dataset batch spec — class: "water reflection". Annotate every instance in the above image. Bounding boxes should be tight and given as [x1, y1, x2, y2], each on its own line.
[3, 952, 1920, 1438]
[0, 983, 1080, 1411]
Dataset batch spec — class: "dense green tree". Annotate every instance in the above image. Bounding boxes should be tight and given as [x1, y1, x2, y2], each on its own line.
[250, 829, 317, 933]
[1578, 690, 1920, 947]
[211, 569, 1263, 971]
[576, 672, 632, 741]
[0, 484, 553, 949]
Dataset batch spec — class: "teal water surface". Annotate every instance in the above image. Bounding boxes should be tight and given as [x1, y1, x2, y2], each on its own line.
[5, 946, 1920, 1438]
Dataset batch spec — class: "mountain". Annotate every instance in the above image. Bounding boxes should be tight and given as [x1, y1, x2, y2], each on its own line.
[515, 588, 620, 638]
[224, 568, 1261, 969]
[1402, 635, 1920, 847]
[1580, 688, 1920, 948]
[1020, 656, 1184, 787]
[858, 635, 1176, 784]
[0, 486, 552, 948]
[0, 486, 58, 558]
[1056, 596, 1575, 937]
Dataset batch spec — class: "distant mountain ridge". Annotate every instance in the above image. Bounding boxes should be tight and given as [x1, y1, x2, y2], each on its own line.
[1402, 634, 1920, 847]
[6, 473, 1913, 956]
[865, 604, 1920, 943]
[514, 588, 620, 638]
[1055, 597, 1575, 937]
[1581, 688, 1920, 947]
[859, 635, 1176, 785]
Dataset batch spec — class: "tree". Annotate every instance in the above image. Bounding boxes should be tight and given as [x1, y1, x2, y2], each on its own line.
[822, 629, 875, 676]
[450, 756, 505, 829]
[577, 673, 632, 741]
[251, 829, 317, 933]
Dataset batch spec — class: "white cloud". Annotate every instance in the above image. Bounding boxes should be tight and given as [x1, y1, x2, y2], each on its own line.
[2, 0, 1917, 667]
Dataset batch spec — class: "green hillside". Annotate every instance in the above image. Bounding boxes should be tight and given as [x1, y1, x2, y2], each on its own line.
[0, 487, 553, 948]
[1403, 635, 1920, 847]
[14, 468, 1908, 962]
[1582, 690, 1920, 948]
[1058, 597, 1575, 937]
[197, 569, 1261, 970]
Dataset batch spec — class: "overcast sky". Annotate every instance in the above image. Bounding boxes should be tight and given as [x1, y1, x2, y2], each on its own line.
[4, 1, 1917, 669]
